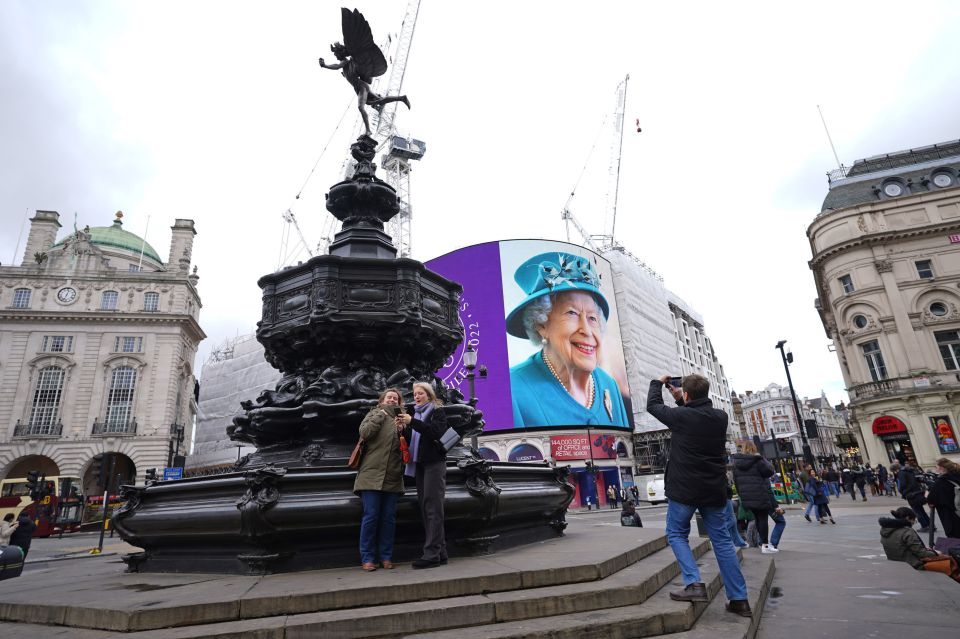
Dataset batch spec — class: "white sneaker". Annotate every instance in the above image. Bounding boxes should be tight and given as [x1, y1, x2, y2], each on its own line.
[761, 544, 779, 554]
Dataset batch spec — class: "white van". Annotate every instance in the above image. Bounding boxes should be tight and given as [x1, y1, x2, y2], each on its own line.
[634, 473, 666, 504]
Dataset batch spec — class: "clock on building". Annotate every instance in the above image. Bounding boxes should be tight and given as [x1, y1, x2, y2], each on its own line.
[57, 287, 77, 303]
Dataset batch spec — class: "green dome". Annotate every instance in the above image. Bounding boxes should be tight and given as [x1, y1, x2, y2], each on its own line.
[55, 216, 163, 264]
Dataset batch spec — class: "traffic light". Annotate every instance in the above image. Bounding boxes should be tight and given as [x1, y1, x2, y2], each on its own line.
[26, 470, 40, 501]
[145, 468, 158, 482]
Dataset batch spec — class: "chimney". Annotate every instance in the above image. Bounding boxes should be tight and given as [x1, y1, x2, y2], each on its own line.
[21, 210, 61, 265]
[167, 219, 196, 272]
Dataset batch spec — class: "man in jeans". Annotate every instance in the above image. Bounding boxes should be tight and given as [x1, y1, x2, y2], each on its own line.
[647, 374, 751, 617]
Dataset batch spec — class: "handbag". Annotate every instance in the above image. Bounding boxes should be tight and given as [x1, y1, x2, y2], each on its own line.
[347, 438, 365, 469]
[437, 427, 461, 453]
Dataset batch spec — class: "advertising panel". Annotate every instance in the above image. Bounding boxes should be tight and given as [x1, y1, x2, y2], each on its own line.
[930, 415, 959, 454]
[550, 434, 621, 461]
[427, 240, 632, 431]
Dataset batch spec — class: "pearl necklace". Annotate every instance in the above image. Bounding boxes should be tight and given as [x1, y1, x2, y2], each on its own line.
[543, 351, 595, 409]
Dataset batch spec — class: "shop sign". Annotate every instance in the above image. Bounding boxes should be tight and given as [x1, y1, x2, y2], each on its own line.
[551, 435, 590, 460]
[478, 447, 500, 462]
[508, 443, 544, 463]
[872, 415, 907, 435]
[930, 415, 960, 454]
[913, 377, 930, 388]
[950, 234, 960, 243]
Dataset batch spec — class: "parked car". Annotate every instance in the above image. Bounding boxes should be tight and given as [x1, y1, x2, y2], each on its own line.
[635, 474, 666, 504]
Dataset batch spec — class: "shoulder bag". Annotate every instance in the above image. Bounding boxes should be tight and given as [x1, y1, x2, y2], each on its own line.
[347, 439, 365, 469]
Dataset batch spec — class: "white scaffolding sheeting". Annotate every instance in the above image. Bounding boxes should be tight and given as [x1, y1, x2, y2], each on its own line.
[189, 335, 279, 469]
[605, 250, 679, 433]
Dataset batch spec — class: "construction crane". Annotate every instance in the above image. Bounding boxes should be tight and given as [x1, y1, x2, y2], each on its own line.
[561, 74, 662, 282]
[562, 74, 629, 253]
[318, 0, 424, 257]
[277, 208, 316, 269]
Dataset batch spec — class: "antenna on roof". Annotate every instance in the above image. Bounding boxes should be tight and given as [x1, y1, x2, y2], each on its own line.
[817, 105, 843, 170]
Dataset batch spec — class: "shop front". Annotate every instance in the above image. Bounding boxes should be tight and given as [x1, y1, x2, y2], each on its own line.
[872, 415, 915, 464]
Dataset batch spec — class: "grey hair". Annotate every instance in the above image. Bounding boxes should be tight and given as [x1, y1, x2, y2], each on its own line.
[521, 292, 607, 348]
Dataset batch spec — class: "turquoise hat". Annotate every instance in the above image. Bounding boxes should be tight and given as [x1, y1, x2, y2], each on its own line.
[505, 252, 609, 339]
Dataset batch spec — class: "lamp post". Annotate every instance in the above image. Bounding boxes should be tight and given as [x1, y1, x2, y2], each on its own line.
[462, 343, 479, 451]
[775, 340, 816, 470]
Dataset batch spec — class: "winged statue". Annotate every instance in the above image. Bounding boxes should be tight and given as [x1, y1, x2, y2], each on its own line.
[319, 8, 410, 136]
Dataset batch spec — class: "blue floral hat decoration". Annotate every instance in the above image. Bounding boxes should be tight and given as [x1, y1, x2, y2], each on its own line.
[505, 252, 610, 338]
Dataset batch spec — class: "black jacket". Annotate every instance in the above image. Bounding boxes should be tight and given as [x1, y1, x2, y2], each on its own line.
[646, 380, 728, 507]
[731, 454, 777, 510]
[927, 472, 960, 538]
[403, 405, 449, 464]
[9, 515, 36, 550]
[898, 466, 924, 500]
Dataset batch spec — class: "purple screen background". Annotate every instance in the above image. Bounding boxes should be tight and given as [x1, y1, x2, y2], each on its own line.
[426, 243, 515, 431]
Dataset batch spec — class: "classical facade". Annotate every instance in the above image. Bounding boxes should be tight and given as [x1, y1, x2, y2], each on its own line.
[809, 139, 960, 467]
[0, 211, 204, 495]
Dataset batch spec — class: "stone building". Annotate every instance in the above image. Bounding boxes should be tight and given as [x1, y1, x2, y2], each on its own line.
[808, 139, 960, 467]
[0, 210, 204, 496]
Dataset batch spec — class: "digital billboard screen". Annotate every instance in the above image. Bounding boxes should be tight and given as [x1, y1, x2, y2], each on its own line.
[427, 239, 633, 432]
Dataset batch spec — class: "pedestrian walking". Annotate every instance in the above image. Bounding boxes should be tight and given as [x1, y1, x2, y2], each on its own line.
[647, 374, 752, 617]
[889, 463, 900, 497]
[877, 464, 889, 496]
[732, 446, 780, 554]
[805, 473, 835, 524]
[841, 467, 856, 500]
[397, 381, 450, 569]
[865, 464, 878, 496]
[927, 457, 960, 539]
[897, 460, 931, 532]
[853, 466, 868, 501]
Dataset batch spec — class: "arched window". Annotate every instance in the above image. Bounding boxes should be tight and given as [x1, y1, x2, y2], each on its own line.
[28, 366, 65, 433]
[143, 291, 159, 312]
[101, 290, 119, 310]
[105, 366, 137, 431]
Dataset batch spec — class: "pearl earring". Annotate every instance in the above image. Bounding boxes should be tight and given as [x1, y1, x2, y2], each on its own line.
[540, 336, 548, 345]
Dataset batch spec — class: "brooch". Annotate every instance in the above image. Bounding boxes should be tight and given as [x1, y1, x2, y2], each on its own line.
[604, 389, 613, 420]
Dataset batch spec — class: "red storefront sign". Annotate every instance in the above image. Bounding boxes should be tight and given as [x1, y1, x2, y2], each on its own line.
[872, 415, 907, 435]
[551, 435, 590, 460]
[550, 434, 619, 460]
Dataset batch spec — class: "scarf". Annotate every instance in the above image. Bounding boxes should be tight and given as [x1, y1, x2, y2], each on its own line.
[404, 402, 434, 477]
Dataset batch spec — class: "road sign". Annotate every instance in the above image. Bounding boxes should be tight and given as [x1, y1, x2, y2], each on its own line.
[163, 467, 183, 481]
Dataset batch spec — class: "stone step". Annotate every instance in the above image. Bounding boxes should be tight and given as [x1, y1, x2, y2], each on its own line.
[405, 547, 731, 639]
[0, 526, 667, 634]
[666, 553, 775, 639]
[111, 539, 714, 639]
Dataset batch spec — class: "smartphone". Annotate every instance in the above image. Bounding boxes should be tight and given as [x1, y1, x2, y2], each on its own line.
[382, 405, 400, 417]
[668, 376, 683, 389]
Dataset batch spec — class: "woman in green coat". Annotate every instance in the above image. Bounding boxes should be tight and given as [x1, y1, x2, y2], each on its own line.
[354, 387, 406, 571]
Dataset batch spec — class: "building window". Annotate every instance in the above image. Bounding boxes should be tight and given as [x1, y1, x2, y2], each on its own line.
[852, 314, 868, 329]
[930, 302, 949, 317]
[936, 330, 960, 371]
[860, 340, 888, 382]
[114, 336, 143, 353]
[41, 336, 73, 353]
[101, 290, 119, 310]
[143, 292, 159, 312]
[105, 366, 137, 428]
[28, 366, 65, 430]
[916, 260, 934, 279]
[839, 275, 855, 294]
[13, 288, 31, 308]
[128, 264, 141, 272]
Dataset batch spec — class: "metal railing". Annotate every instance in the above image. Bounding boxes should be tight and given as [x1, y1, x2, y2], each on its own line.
[92, 417, 138, 436]
[13, 419, 63, 438]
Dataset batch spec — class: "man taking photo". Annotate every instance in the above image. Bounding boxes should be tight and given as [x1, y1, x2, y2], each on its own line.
[647, 374, 751, 617]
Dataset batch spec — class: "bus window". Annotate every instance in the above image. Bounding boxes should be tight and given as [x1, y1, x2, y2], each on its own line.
[1, 482, 30, 498]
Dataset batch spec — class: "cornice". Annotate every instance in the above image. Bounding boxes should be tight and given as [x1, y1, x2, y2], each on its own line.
[809, 220, 960, 270]
[0, 311, 207, 341]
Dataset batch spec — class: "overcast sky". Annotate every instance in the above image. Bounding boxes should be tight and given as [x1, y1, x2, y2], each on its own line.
[3, 0, 959, 407]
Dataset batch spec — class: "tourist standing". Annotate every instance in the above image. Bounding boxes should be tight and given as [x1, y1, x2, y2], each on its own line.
[354, 388, 406, 571]
[397, 381, 449, 569]
[876, 464, 889, 497]
[647, 374, 752, 617]
[897, 460, 931, 532]
[0, 513, 18, 547]
[732, 447, 779, 553]
[927, 457, 960, 539]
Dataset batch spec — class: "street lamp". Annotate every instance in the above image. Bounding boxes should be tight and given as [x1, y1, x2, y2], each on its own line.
[463, 343, 479, 450]
[775, 340, 816, 470]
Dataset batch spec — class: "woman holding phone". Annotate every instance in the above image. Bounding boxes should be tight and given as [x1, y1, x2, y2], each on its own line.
[396, 381, 449, 569]
[354, 387, 406, 572]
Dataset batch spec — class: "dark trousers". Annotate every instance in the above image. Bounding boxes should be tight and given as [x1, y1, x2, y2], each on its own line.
[415, 460, 447, 562]
[906, 495, 931, 528]
[749, 508, 771, 544]
[816, 503, 833, 519]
